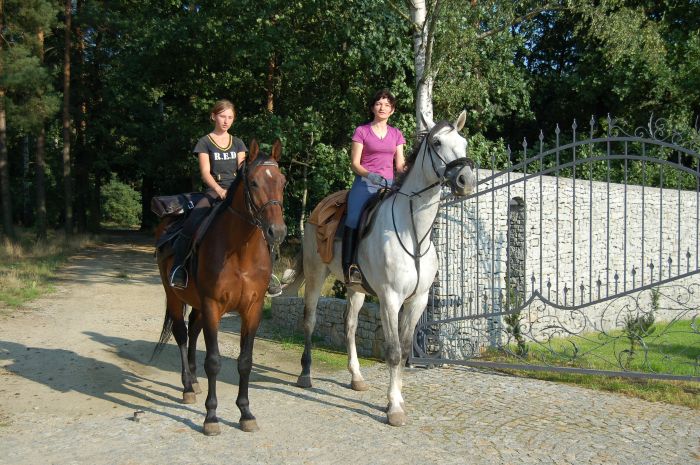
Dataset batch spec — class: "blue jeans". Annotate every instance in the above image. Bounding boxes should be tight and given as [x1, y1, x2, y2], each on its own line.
[345, 175, 392, 229]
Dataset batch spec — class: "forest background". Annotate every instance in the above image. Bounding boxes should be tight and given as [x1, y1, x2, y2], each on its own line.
[1, 0, 699, 240]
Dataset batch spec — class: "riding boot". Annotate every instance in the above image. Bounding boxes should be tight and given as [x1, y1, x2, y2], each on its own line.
[342, 226, 362, 284]
[265, 245, 283, 297]
[266, 274, 282, 297]
[169, 233, 192, 289]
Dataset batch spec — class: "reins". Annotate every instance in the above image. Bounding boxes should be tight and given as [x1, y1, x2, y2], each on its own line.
[227, 158, 283, 235]
[387, 123, 472, 299]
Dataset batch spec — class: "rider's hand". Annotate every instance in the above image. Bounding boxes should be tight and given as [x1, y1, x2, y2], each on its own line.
[217, 187, 227, 199]
[366, 172, 385, 186]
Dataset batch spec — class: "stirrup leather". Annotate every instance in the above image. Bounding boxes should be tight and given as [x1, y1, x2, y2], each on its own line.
[169, 265, 189, 289]
[347, 264, 363, 284]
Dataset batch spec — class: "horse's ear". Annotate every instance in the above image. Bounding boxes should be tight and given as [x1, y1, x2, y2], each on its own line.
[454, 110, 467, 132]
[420, 111, 435, 131]
[271, 139, 282, 162]
[248, 139, 259, 161]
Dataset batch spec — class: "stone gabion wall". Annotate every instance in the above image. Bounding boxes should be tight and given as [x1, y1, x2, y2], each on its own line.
[429, 168, 700, 356]
[270, 296, 385, 358]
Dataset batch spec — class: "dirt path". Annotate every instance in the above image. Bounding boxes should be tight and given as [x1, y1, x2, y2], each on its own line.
[1, 233, 698, 465]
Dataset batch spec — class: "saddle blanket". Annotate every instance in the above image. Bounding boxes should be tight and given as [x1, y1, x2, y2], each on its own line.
[308, 190, 348, 264]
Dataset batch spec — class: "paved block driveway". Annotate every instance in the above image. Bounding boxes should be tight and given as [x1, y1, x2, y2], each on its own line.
[1, 235, 697, 465]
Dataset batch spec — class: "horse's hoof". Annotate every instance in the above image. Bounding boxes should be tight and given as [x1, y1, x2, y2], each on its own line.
[239, 419, 259, 432]
[385, 402, 407, 413]
[387, 411, 407, 427]
[182, 392, 196, 404]
[351, 380, 369, 391]
[203, 421, 221, 436]
[297, 375, 312, 388]
[192, 383, 202, 394]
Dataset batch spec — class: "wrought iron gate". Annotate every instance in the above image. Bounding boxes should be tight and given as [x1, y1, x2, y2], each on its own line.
[410, 116, 700, 382]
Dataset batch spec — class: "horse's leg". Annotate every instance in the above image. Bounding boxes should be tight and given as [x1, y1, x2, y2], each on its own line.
[395, 293, 431, 413]
[166, 296, 198, 404]
[379, 293, 407, 426]
[187, 308, 203, 395]
[297, 262, 328, 388]
[201, 304, 223, 436]
[236, 305, 263, 433]
[345, 289, 368, 391]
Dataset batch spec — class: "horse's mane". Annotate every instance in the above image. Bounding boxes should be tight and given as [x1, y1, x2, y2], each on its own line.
[393, 121, 452, 189]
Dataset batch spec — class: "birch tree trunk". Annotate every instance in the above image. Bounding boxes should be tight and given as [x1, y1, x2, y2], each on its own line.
[409, 0, 432, 134]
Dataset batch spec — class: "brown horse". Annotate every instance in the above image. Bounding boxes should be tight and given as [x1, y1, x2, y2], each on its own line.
[153, 139, 286, 435]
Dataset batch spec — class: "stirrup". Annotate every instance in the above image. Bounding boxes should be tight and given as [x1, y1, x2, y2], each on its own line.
[347, 264, 363, 284]
[169, 265, 188, 290]
[266, 274, 283, 297]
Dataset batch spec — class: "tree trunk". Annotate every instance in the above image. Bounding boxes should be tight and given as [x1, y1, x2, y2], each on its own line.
[35, 128, 47, 239]
[0, 89, 13, 240]
[74, 0, 89, 232]
[299, 163, 308, 238]
[35, 29, 47, 239]
[88, 172, 101, 233]
[0, 0, 14, 239]
[409, 0, 437, 134]
[140, 175, 154, 231]
[62, 0, 73, 234]
[266, 54, 276, 113]
[21, 135, 31, 226]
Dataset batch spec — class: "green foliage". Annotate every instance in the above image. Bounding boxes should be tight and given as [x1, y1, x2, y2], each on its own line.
[2, 0, 699, 236]
[502, 288, 528, 357]
[100, 177, 142, 227]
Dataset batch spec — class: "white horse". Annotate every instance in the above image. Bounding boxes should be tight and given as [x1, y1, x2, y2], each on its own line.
[282, 111, 476, 426]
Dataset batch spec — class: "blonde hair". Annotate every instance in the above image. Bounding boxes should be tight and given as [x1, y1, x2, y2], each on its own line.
[210, 99, 236, 120]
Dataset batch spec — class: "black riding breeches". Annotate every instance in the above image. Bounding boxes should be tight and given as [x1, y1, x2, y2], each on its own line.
[181, 189, 217, 237]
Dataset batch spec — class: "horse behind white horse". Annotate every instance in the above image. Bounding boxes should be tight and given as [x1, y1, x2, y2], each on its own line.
[282, 111, 476, 426]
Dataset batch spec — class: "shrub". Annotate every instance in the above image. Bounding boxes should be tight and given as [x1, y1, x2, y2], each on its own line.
[101, 176, 142, 227]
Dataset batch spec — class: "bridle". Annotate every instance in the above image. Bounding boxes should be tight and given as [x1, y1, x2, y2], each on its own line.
[228, 158, 284, 233]
[407, 121, 475, 198]
[392, 121, 473, 259]
[388, 121, 473, 298]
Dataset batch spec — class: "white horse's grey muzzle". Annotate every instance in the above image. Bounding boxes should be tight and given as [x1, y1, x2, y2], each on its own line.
[445, 162, 476, 197]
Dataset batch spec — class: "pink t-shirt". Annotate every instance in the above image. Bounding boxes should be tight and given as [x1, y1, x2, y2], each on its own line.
[351, 123, 406, 181]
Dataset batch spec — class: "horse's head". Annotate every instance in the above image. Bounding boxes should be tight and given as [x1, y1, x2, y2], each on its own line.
[421, 110, 476, 197]
[242, 139, 287, 246]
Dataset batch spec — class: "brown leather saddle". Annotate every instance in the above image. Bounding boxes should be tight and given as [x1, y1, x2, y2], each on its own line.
[308, 188, 393, 292]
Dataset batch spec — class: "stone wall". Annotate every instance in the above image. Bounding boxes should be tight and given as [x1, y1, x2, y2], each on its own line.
[428, 168, 700, 357]
[270, 297, 385, 358]
[272, 169, 700, 360]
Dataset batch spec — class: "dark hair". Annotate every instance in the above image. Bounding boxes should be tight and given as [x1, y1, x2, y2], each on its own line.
[368, 88, 396, 116]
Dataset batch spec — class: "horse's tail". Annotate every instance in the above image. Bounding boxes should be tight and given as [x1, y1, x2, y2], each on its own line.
[150, 301, 182, 361]
[280, 251, 304, 296]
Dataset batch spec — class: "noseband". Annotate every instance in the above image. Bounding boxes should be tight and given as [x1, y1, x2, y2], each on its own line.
[228, 159, 284, 232]
[423, 122, 474, 192]
[403, 122, 474, 199]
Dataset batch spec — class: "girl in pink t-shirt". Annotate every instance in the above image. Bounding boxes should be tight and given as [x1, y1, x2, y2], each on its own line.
[343, 89, 406, 283]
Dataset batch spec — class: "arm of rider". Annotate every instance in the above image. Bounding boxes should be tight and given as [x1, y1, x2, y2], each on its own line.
[350, 141, 370, 178]
[198, 152, 227, 199]
[395, 144, 407, 173]
[236, 151, 246, 168]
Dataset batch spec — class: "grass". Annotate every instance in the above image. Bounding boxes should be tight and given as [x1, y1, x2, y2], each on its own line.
[0, 228, 96, 309]
[261, 301, 378, 371]
[498, 369, 700, 409]
[481, 319, 700, 409]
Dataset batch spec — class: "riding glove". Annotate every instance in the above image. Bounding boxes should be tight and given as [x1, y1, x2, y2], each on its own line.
[366, 172, 385, 186]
